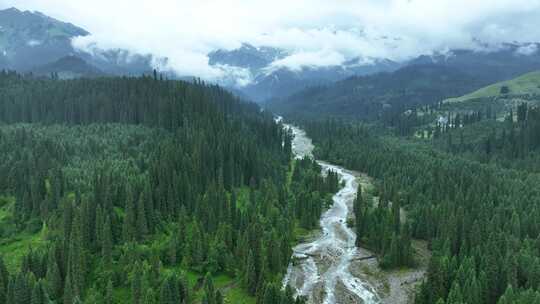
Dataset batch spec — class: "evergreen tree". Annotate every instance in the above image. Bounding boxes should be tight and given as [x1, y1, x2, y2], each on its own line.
[30, 280, 47, 304]
[45, 251, 62, 300]
[105, 280, 114, 304]
[13, 273, 31, 304]
[102, 216, 113, 266]
[69, 209, 85, 297]
[136, 195, 148, 240]
[202, 273, 216, 304]
[122, 186, 137, 243]
[244, 250, 258, 295]
[0, 256, 8, 304]
[63, 272, 74, 304]
[131, 263, 143, 304]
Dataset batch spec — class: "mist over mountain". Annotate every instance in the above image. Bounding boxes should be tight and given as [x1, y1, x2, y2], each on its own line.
[2, 7, 540, 104]
[31, 55, 102, 79]
[208, 43, 401, 101]
[0, 7, 155, 75]
[0, 7, 87, 70]
[409, 45, 540, 84]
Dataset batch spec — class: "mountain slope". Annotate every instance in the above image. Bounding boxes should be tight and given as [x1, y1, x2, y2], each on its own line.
[0, 7, 155, 76]
[31, 55, 103, 78]
[0, 7, 88, 70]
[209, 43, 401, 102]
[445, 70, 540, 103]
[409, 46, 540, 85]
[269, 64, 483, 120]
[208, 43, 287, 71]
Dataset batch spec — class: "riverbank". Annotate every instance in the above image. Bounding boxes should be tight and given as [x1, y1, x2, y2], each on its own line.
[282, 122, 429, 304]
[347, 170, 430, 304]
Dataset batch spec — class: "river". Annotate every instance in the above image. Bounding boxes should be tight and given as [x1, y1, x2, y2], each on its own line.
[282, 124, 380, 304]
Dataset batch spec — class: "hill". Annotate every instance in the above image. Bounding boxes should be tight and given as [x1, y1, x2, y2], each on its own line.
[269, 64, 484, 121]
[445, 70, 540, 103]
[31, 55, 103, 78]
[409, 46, 540, 85]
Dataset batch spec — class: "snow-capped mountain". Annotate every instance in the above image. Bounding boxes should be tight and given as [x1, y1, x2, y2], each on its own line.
[208, 43, 402, 101]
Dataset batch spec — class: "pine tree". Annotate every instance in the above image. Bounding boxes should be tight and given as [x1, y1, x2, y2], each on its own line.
[63, 198, 74, 257]
[6, 277, 15, 304]
[131, 263, 143, 304]
[30, 280, 47, 304]
[215, 290, 224, 304]
[354, 185, 365, 246]
[0, 274, 5, 304]
[136, 195, 148, 240]
[262, 283, 278, 304]
[203, 273, 216, 304]
[123, 185, 137, 243]
[14, 273, 31, 304]
[63, 272, 74, 304]
[159, 275, 180, 304]
[45, 251, 62, 300]
[244, 250, 258, 295]
[95, 204, 104, 252]
[105, 280, 114, 304]
[102, 216, 113, 266]
[69, 208, 85, 297]
[0, 256, 8, 304]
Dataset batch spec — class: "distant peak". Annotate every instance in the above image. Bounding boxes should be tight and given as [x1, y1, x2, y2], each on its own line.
[240, 43, 257, 50]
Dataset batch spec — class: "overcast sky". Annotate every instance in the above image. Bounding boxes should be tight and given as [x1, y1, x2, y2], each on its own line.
[2, 0, 540, 80]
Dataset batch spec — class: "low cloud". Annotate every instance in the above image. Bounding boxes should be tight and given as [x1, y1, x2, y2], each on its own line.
[3, 0, 540, 80]
[515, 43, 539, 56]
[268, 49, 345, 72]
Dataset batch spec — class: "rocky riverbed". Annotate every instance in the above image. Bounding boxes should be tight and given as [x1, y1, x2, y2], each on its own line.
[282, 124, 429, 304]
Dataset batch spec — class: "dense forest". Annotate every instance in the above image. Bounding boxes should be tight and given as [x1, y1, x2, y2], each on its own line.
[427, 102, 540, 173]
[0, 70, 338, 304]
[269, 64, 485, 124]
[303, 119, 540, 304]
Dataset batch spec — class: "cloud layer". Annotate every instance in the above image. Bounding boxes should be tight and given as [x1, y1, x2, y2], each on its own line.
[3, 0, 540, 80]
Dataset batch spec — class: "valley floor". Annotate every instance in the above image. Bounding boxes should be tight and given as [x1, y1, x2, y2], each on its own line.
[349, 172, 431, 304]
[349, 240, 429, 304]
[284, 124, 430, 304]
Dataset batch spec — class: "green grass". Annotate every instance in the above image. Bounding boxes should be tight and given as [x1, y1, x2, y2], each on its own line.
[0, 224, 49, 272]
[235, 187, 251, 211]
[113, 287, 130, 303]
[224, 287, 256, 304]
[0, 196, 49, 272]
[144, 224, 255, 304]
[161, 265, 255, 304]
[445, 70, 540, 103]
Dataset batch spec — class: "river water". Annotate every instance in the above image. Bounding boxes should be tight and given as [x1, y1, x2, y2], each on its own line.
[282, 124, 379, 304]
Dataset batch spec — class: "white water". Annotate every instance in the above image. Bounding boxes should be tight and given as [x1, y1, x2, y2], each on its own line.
[282, 124, 379, 304]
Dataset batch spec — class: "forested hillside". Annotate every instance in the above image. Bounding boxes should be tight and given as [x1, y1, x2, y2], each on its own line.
[268, 64, 485, 123]
[0, 70, 337, 304]
[395, 70, 540, 171]
[302, 120, 540, 304]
